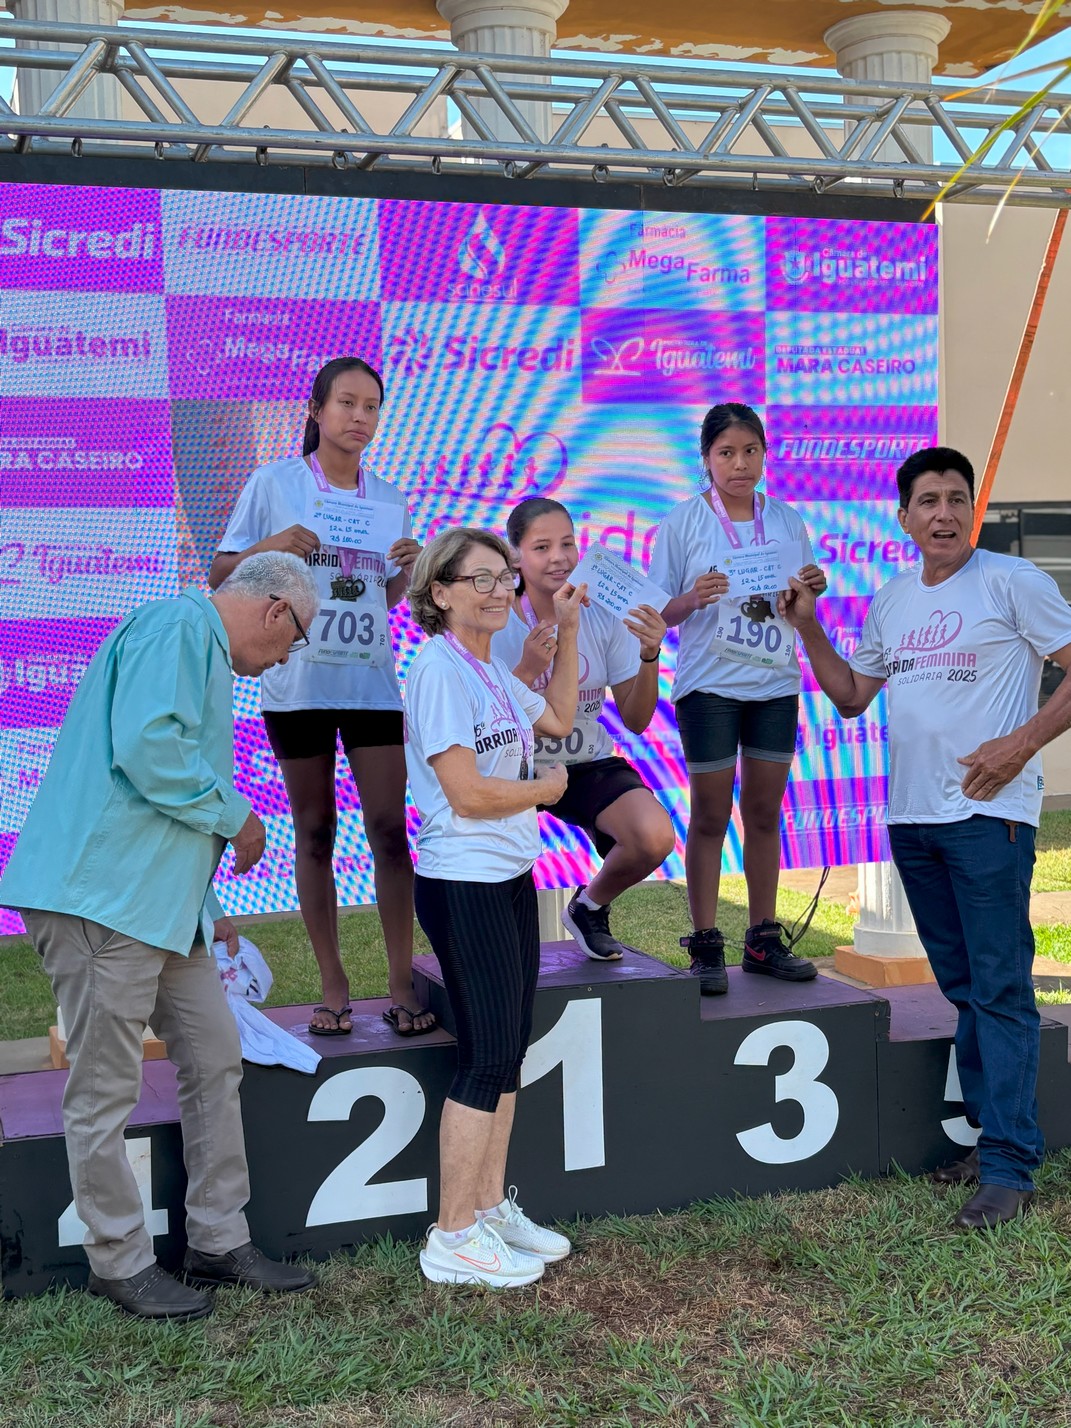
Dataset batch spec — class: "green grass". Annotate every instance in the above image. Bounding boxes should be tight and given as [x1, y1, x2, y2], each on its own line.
[3, 1156, 1071, 1426]
[0, 809, 1067, 1041]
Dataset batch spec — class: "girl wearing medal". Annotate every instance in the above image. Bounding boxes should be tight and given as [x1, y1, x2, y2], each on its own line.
[649, 402, 827, 995]
[210, 357, 434, 1039]
[494, 497, 675, 961]
[405, 527, 584, 1288]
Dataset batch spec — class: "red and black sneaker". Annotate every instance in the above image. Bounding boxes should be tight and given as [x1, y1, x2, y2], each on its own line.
[680, 927, 728, 996]
[741, 920, 817, 981]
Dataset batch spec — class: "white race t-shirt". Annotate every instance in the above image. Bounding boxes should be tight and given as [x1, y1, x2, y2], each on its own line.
[218, 455, 410, 713]
[648, 492, 815, 701]
[850, 549, 1071, 826]
[405, 636, 547, 882]
[491, 601, 640, 767]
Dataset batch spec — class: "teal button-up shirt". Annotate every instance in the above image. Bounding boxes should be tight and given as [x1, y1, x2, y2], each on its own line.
[0, 587, 251, 955]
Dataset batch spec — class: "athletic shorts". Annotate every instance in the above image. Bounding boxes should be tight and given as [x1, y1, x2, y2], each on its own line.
[538, 755, 650, 858]
[263, 708, 405, 761]
[675, 692, 799, 774]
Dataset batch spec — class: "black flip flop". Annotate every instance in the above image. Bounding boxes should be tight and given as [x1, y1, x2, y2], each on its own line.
[383, 1005, 437, 1038]
[308, 1005, 353, 1037]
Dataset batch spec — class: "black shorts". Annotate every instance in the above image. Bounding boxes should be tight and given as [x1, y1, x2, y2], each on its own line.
[263, 708, 405, 761]
[675, 691, 799, 774]
[538, 755, 650, 858]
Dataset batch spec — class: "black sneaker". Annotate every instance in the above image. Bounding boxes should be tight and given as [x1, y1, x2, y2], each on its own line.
[562, 888, 625, 961]
[681, 927, 728, 996]
[741, 920, 817, 981]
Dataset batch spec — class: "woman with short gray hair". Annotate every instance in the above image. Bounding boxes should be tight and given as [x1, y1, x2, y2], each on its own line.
[405, 527, 583, 1287]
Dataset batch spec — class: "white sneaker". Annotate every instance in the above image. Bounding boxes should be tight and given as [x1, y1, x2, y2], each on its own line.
[479, 1188, 571, 1263]
[419, 1221, 545, 1288]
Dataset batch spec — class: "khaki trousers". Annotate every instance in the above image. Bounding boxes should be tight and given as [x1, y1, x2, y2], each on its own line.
[24, 911, 250, 1279]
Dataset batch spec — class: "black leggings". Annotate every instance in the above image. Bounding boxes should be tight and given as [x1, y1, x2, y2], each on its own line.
[414, 871, 539, 1113]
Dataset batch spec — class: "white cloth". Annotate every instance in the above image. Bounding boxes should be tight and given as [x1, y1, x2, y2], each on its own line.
[213, 936, 321, 1074]
[491, 602, 639, 766]
[850, 549, 1071, 827]
[647, 492, 815, 701]
[405, 635, 546, 881]
[218, 455, 410, 712]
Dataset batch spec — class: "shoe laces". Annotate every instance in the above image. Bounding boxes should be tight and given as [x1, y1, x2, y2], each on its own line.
[681, 927, 724, 961]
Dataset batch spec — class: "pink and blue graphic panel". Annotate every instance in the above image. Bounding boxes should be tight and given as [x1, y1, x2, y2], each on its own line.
[0, 185, 938, 932]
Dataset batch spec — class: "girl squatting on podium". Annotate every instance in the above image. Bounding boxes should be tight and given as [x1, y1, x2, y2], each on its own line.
[210, 358, 436, 1040]
[649, 402, 827, 994]
[404, 527, 585, 1287]
[494, 497, 675, 960]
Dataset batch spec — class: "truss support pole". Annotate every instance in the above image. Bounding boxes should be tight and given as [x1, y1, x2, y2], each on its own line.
[437, 0, 568, 142]
[824, 11, 951, 988]
[825, 10, 950, 164]
[14, 0, 124, 121]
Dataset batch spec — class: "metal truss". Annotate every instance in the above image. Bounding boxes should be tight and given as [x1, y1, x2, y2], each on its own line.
[2, 16, 1071, 206]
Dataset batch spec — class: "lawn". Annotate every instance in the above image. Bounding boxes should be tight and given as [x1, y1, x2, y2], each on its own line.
[0, 811, 1068, 1041]
[2, 1157, 1071, 1427]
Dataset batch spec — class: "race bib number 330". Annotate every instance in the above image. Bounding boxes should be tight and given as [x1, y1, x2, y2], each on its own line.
[306, 601, 389, 667]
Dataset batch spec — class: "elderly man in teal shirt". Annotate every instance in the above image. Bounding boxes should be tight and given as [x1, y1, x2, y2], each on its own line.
[1, 551, 320, 1321]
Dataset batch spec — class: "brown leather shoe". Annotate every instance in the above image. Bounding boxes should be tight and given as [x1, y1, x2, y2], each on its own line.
[184, 1241, 317, 1293]
[88, 1263, 213, 1320]
[952, 1184, 1034, 1231]
[933, 1147, 980, 1185]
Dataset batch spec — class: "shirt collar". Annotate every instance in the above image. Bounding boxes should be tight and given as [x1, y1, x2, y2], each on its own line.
[181, 586, 233, 668]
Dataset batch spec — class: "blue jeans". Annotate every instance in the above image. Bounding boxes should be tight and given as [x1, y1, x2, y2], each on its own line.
[888, 814, 1042, 1191]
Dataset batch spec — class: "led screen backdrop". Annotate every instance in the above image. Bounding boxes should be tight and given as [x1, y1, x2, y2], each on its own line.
[0, 183, 938, 932]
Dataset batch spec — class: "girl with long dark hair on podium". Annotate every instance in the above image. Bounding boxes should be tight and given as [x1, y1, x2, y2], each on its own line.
[405, 527, 583, 1287]
[648, 402, 827, 995]
[209, 357, 435, 1039]
[494, 497, 675, 960]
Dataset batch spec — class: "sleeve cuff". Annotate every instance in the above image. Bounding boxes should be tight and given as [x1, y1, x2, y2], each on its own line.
[214, 789, 252, 840]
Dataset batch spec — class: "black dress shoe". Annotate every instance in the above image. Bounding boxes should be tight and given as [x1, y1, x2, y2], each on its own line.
[952, 1183, 1035, 1231]
[88, 1263, 213, 1320]
[933, 1147, 981, 1185]
[184, 1241, 318, 1293]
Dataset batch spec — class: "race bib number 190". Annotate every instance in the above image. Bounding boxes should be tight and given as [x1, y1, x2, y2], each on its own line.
[306, 601, 389, 667]
[710, 604, 794, 669]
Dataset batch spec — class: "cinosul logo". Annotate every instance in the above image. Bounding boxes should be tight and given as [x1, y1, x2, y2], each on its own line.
[781, 248, 928, 285]
[453, 215, 517, 298]
[0, 218, 156, 260]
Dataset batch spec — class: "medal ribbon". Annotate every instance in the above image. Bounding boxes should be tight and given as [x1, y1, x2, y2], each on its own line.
[707, 488, 766, 549]
[442, 630, 534, 776]
[309, 451, 365, 580]
[519, 593, 552, 691]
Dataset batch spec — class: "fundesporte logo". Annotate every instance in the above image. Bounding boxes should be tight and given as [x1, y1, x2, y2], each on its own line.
[777, 434, 922, 462]
[781, 248, 929, 286]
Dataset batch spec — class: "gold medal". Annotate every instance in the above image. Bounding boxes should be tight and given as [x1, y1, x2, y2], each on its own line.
[330, 573, 366, 601]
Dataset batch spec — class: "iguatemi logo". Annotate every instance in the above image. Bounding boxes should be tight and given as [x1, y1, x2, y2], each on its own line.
[782, 248, 929, 286]
[453, 214, 517, 299]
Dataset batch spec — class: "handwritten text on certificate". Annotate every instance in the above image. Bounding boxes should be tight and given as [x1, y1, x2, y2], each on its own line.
[719, 540, 805, 597]
[307, 494, 403, 553]
[573, 544, 671, 620]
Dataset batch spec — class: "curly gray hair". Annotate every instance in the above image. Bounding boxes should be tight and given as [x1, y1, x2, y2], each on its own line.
[217, 551, 319, 627]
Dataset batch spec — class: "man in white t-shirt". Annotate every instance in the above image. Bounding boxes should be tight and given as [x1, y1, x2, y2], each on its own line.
[782, 447, 1071, 1232]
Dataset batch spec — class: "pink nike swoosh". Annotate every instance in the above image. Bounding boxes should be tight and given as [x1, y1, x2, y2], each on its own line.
[457, 1249, 501, 1271]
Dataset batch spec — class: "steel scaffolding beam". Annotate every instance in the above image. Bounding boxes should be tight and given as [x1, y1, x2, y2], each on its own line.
[1, 16, 1070, 205]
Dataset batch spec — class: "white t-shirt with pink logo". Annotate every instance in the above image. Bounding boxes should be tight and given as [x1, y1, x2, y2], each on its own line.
[850, 549, 1071, 826]
[405, 635, 547, 882]
[491, 602, 640, 766]
[219, 456, 409, 713]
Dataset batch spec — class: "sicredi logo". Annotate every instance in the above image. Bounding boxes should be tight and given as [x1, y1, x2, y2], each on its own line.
[816, 532, 920, 565]
[782, 248, 928, 286]
[453, 214, 517, 299]
[0, 218, 156, 260]
[388, 327, 576, 376]
[591, 334, 757, 378]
